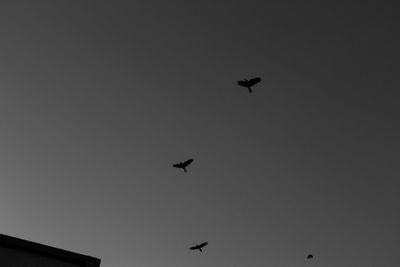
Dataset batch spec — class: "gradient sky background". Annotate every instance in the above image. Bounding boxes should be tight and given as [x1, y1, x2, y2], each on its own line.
[0, 1, 399, 267]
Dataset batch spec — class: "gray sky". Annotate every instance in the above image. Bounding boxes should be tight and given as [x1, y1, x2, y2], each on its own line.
[0, 1, 399, 267]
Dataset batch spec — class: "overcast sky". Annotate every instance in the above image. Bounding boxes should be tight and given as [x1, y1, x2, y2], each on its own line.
[0, 1, 399, 267]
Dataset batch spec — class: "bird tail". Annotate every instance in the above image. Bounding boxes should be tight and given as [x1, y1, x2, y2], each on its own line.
[247, 87, 252, 93]
[183, 167, 187, 172]
[199, 248, 202, 252]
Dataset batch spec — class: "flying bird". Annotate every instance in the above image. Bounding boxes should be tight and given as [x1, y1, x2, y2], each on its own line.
[173, 158, 193, 172]
[237, 77, 261, 93]
[307, 254, 314, 259]
[190, 242, 208, 252]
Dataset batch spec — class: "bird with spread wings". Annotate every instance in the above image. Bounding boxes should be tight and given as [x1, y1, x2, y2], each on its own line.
[237, 77, 261, 93]
[190, 242, 208, 252]
[173, 158, 193, 172]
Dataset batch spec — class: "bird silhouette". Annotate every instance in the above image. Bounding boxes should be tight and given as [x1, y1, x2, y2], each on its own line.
[173, 158, 193, 172]
[237, 77, 261, 93]
[190, 242, 208, 252]
[307, 254, 314, 259]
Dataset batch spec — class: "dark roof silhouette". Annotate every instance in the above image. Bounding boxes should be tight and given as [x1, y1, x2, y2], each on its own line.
[237, 77, 261, 93]
[173, 158, 193, 172]
[190, 242, 208, 252]
[0, 233, 101, 266]
[307, 254, 314, 259]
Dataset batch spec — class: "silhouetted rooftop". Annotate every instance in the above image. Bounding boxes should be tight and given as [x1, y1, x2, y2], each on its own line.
[0, 233, 100, 266]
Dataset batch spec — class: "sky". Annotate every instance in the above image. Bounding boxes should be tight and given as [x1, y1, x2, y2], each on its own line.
[0, 1, 399, 266]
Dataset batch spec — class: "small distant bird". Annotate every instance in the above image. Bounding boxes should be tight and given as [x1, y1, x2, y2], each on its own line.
[237, 77, 261, 93]
[190, 242, 208, 252]
[173, 158, 193, 172]
[307, 254, 314, 259]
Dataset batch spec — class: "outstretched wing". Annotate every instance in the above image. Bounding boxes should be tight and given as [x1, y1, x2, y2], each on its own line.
[190, 245, 199, 250]
[248, 77, 261, 86]
[182, 158, 193, 167]
[173, 163, 182, 168]
[198, 242, 208, 248]
[237, 80, 248, 87]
